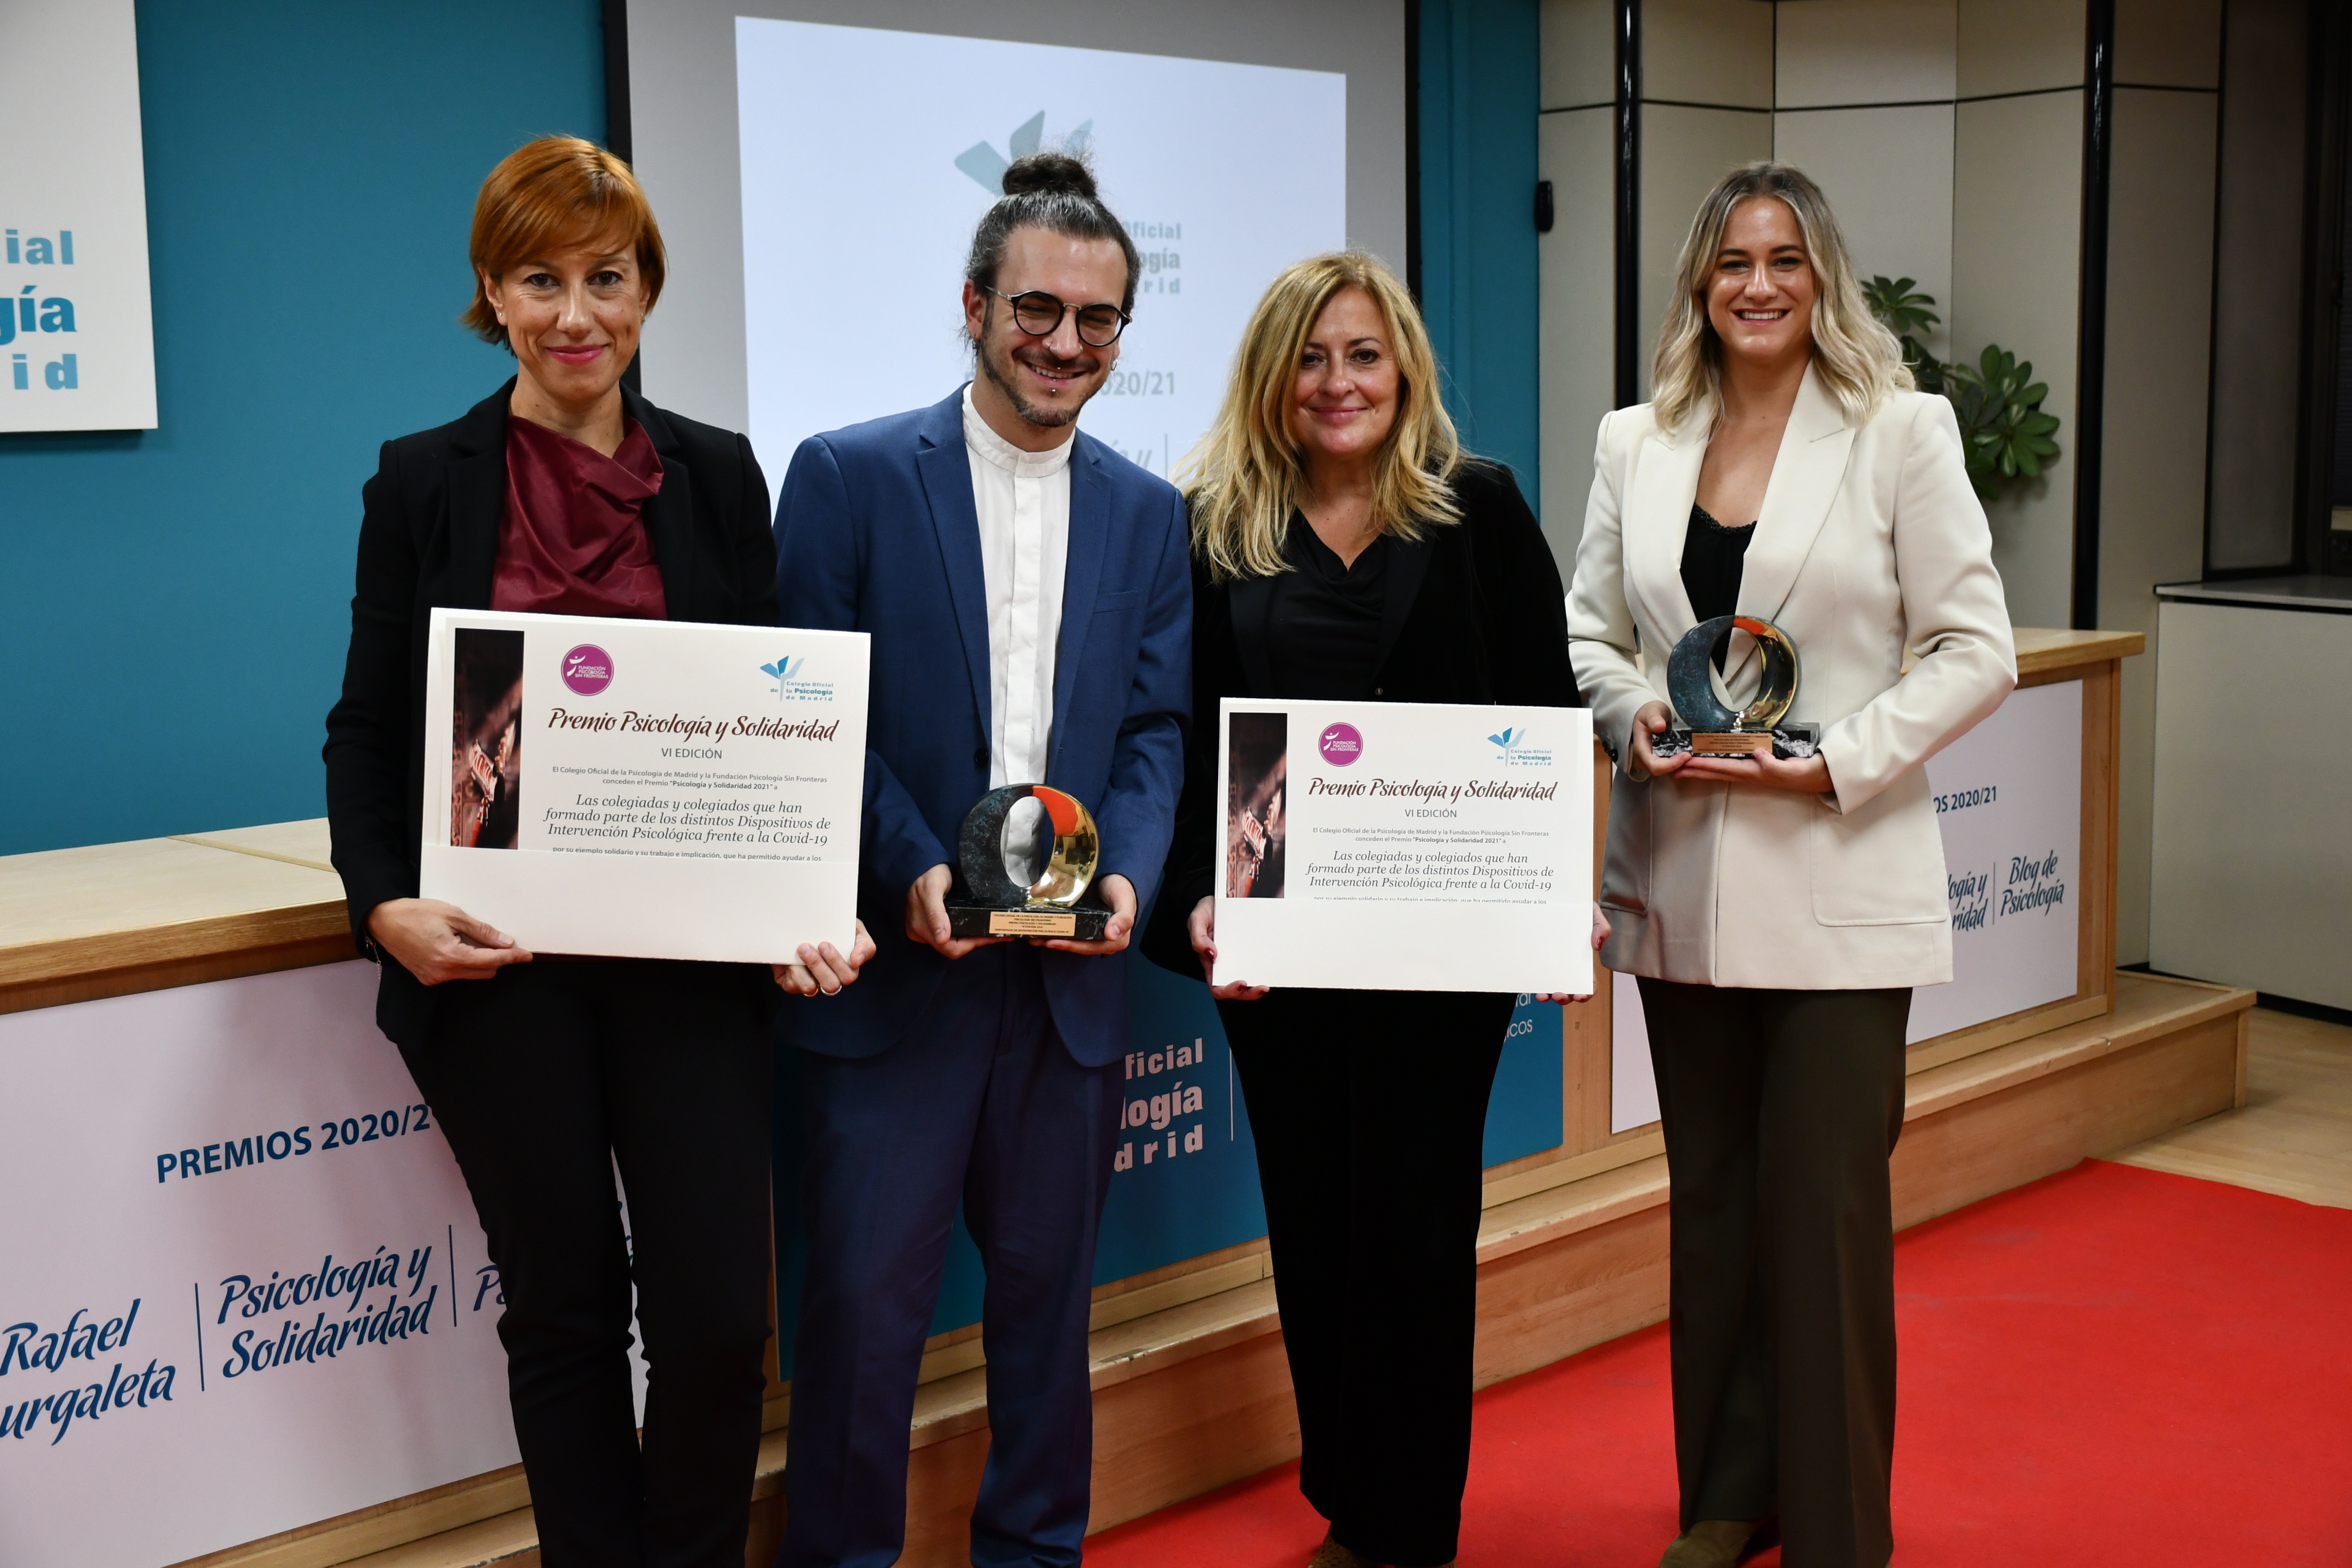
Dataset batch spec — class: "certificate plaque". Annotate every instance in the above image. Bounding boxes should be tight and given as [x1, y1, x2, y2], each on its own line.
[419, 608, 868, 964]
[1211, 699, 1594, 994]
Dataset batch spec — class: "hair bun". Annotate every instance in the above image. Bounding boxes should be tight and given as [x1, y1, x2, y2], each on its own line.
[1002, 151, 1098, 200]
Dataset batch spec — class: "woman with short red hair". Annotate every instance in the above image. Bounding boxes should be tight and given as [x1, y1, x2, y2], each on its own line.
[324, 136, 870, 1567]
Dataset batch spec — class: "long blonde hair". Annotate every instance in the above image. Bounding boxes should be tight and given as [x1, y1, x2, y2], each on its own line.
[1650, 161, 1909, 436]
[1179, 251, 1462, 581]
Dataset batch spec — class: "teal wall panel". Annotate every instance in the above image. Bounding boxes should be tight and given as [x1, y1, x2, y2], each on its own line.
[1416, 0, 1560, 1168]
[1417, 0, 1543, 507]
[0, 1, 604, 855]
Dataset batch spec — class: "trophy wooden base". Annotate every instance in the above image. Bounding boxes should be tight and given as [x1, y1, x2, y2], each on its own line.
[1652, 721, 1822, 761]
[947, 904, 1112, 940]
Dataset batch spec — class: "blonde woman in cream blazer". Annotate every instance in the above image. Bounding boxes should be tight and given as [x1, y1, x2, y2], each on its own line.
[1577, 363, 2014, 985]
[1567, 164, 2014, 1568]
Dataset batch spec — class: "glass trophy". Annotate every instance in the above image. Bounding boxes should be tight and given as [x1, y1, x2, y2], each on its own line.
[945, 783, 1110, 939]
[1648, 614, 1822, 760]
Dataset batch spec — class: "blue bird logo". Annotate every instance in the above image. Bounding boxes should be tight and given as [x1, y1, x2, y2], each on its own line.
[1488, 727, 1525, 751]
[760, 656, 803, 697]
[955, 112, 1094, 192]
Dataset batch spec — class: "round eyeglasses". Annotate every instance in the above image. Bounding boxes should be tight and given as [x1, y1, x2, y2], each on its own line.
[985, 286, 1130, 347]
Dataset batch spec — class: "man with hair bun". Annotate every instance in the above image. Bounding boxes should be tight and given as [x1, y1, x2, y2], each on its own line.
[770, 152, 1190, 1567]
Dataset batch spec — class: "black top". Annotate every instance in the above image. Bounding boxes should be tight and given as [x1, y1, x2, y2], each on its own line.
[322, 379, 779, 1047]
[1268, 512, 1389, 700]
[1680, 502, 1755, 622]
[1141, 460, 1582, 976]
[1681, 503, 1755, 670]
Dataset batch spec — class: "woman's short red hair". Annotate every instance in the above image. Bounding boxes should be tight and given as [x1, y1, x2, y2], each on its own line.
[463, 136, 666, 346]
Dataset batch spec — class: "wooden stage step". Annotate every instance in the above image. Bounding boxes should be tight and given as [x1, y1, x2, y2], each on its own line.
[188, 972, 2251, 1568]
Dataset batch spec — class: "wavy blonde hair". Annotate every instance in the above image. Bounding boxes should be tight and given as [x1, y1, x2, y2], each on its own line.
[1179, 251, 1462, 581]
[1651, 161, 1909, 436]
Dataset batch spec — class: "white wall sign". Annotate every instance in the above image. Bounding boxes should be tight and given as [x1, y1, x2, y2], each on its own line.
[1607, 679, 2086, 1131]
[734, 17, 1345, 487]
[0, 966, 517, 1568]
[0, 0, 158, 432]
[1610, 975, 1661, 1132]
[1904, 678, 2082, 1040]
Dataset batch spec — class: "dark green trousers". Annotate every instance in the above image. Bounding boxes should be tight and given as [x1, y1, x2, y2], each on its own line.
[1637, 979, 1911, 1568]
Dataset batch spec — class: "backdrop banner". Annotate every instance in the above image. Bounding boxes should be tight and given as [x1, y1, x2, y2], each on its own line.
[0, 0, 157, 432]
[0, 965, 518, 1568]
[772, 933, 1571, 1355]
[1904, 677, 2083, 1040]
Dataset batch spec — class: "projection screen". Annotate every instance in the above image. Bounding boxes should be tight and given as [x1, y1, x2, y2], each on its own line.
[621, 0, 1408, 486]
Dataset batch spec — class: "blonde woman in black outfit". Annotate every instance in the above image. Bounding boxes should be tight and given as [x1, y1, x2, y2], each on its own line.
[1144, 251, 1608, 1568]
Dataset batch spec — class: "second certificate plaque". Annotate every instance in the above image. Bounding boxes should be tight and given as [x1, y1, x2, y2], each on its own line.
[419, 607, 868, 964]
[1213, 698, 1593, 994]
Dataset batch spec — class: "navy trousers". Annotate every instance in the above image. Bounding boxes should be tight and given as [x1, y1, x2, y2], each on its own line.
[779, 944, 1122, 1568]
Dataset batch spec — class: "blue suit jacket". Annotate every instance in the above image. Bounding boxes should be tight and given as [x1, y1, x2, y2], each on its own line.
[772, 389, 1192, 1065]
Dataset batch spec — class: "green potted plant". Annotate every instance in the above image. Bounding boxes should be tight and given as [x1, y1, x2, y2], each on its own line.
[1862, 275, 2061, 504]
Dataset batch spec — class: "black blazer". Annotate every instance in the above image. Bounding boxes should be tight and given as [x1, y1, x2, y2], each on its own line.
[322, 380, 780, 1046]
[1141, 460, 1580, 975]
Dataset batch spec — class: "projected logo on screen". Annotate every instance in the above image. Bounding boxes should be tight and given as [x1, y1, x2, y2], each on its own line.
[736, 19, 1345, 492]
[954, 111, 1093, 193]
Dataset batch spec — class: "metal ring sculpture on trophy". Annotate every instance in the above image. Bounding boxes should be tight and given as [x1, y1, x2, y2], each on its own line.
[1655, 615, 1820, 760]
[949, 784, 1109, 939]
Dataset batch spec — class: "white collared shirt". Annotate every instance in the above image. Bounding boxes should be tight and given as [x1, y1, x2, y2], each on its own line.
[963, 383, 1073, 788]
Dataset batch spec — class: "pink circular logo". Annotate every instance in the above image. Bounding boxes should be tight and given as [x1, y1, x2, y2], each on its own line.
[561, 644, 613, 696]
[1318, 722, 1363, 767]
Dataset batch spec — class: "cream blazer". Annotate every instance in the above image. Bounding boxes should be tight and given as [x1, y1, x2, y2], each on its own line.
[1566, 364, 2017, 991]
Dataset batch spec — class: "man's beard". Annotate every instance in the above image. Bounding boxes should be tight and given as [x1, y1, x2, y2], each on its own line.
[980, 332, 1094, 429]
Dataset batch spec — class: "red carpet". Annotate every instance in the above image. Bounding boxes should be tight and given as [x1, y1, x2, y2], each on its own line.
[1085, 1161, 2352, 1566]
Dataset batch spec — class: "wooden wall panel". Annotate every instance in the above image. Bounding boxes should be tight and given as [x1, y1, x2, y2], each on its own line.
[1891, 1015, 2240, 1230]
[1089, 1331, 1302, 1535]
[1472, 1205, 1671, 1390]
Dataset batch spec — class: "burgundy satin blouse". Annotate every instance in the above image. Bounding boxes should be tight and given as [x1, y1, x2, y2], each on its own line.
[490, 414, 670, 619]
